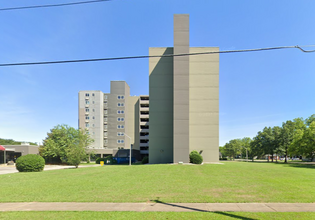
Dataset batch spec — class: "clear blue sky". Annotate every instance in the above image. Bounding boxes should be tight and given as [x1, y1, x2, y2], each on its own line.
[0, 0, 314, 145]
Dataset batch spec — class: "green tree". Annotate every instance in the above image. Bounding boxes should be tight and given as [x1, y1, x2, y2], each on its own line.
[260, 127, 275, 162]
[292, 119, 315, 161]
[281, 120, 295, 163]
[40, 124, 93, 168]
[223, 139, 242, 160]
[240, 137, 252, 160]
[272, 126, 282, 162]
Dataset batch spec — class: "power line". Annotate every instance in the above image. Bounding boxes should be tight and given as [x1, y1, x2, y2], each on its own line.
[0, 0, 109, 11]
[0, 45, 314, 67]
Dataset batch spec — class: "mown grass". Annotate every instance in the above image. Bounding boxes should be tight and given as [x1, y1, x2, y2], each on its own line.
[0, 162, 314, 203]
[0, 211, 315, 220]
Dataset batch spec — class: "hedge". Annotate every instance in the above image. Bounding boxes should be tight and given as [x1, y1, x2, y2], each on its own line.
[16, 154, 45, 172]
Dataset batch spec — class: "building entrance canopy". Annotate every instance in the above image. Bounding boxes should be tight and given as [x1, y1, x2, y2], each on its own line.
[0, 145, 5, 151]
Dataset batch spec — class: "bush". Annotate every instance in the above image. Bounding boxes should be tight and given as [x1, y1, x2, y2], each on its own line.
[95, 157, 106, 164]
[189, 151, 203, 164]
[220, 157, 228, 160]
[96, 156, 117, 164]
[16, 154, 45, 172]
[141, 156, 149, 164]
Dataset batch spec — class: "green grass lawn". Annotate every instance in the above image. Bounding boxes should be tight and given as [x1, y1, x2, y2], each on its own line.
[1, 162, 314, 203]
[1, 212, 315, 220]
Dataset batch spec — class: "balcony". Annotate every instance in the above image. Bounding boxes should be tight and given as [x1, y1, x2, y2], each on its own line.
[140, 121, 149, 126]
[140, 129, 149, 133]
[140, 114, 149, 119]
[140, 142, 149, 147]
[139, 99, 149, 105]
[140, 107, 149, 112]
[140, 136, 149, 140]
[140, 150, 149, 154]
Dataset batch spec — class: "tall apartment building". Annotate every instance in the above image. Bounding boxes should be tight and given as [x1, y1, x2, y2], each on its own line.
[149, 14, 219, 163]
[78, 81, 142, 159]
[78, 14, 219, 163]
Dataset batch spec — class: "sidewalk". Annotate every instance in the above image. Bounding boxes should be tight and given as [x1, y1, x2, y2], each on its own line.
[0, 202, 314, 212]
[0, 164, 100, 175]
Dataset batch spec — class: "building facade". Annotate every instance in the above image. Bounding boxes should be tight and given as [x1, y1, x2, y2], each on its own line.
[149, 14, 219, 163]
[78, 81, 143, 160]
[78, 14, 219, 163]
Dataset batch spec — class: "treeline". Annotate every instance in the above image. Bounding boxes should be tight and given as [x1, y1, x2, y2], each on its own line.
[220, 114, 315, 162]
[0, 138, 37, 146]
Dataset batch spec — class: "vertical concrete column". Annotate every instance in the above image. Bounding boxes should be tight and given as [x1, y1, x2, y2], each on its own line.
[173, 14, 190, 163]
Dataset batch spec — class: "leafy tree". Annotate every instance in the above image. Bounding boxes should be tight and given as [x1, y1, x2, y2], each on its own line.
[240, 137, 252, 159]
[40, 124, 93, 168]
[272, 126, 282, 162]
[292, 119, 315, 161]
[223, 139, 242, 160]
[250, 133, 265, 161]
[260, 127, 275, 162]
[281, 120, 295, 163]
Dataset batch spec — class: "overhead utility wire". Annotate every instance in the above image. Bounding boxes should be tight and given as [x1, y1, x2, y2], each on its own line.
[0, 45, 314, 67]
[0, 0, 109, 11]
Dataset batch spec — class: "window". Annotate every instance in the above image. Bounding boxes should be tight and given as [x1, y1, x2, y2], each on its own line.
[117, 117, 124, 122]
[117, 110, 125, 114]
[117, 132, 124, 136]
[104, 125, 108, 129]
[104, 132, 107, 136]
[85, 93, 89, 97]
[117, 103, 125, 107]
[85, 116, 89, 120]
[104, 110, 108, 115]
[92, 93, 95, 96]
[104, 117, 108, 122]
[117, 125, 125, 129]
[93, 132, 95, 135]
[92, 124, 95, 127]
[85, 108, 89, 112]
[118, 95, 125, 100]
[85, 123, 89, 127]
[104, 95, 107, 100]
[104, 139, 108, 143]
[92, 109, 95, 112]
[93, 116, 95, 119]
[117, 140, 124, 144]
[85, 100, 89, 104]
[92, 101, 95, 104]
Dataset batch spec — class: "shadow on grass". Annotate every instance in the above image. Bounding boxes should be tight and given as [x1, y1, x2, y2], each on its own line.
[240, 161, 315, 169]
[151, 198, 257, 220]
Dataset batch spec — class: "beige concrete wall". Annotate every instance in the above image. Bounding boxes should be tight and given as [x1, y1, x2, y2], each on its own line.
[149, 47, 174, 164]
[189, 47, 219, 162]
[126, 96, 140, 150]
[173, 14, 190, 163]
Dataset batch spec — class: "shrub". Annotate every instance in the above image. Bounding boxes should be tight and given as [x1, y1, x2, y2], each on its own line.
[95, 157, 106, 164]
[96, 156, 117, 164]
[189, 151, 203, 164]
[16, 154, 45, 172]
[141, 156, 149, 164]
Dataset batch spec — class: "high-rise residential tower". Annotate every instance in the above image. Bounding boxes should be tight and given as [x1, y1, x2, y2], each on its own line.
[78, 81, 141, 159]
[149, 14, 219, 163]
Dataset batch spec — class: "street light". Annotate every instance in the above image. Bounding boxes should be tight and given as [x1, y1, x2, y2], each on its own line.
[241, 146, 248, 162]
[124, 134, 132, 166]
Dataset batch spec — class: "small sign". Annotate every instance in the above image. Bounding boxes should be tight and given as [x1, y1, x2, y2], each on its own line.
[100, 161, 104, 166]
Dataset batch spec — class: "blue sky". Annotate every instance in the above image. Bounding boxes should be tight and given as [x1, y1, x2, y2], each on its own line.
[0, 0, 314, 145]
